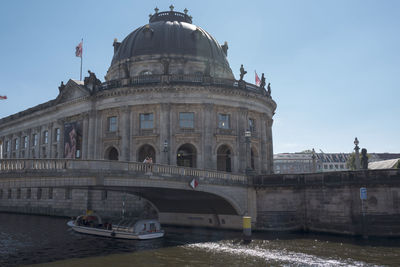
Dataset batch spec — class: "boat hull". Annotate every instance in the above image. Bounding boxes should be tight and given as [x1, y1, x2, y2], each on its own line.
[67, 221, 164, 240]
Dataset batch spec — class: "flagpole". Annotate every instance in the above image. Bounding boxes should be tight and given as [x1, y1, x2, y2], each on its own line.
[80, 39, 83, 81]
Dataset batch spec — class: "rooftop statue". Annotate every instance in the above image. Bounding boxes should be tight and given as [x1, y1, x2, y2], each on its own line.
[84, 70, 101, 91]
[260, 73, 266, 89]
[361, 148, 369, 170]
[239, 64, 247, 81]
[58, 81, 65, 92]
[267, 83, 271, 97]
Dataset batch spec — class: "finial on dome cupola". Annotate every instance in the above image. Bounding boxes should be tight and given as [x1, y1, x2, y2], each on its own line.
[154, 7, 159, 13]
[184, 8, 188, 14]
[169, 5, 174, 11]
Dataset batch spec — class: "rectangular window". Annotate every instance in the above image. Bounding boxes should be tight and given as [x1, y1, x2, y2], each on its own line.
[218, 114, 230, 129]
[23, 136, 28, 149]
[101, 190, 108, 200]
[179, 112, 194, 128]
[48, 188, 53, 199]
[14, 138, 19, 150]
[17, 188, 21, 199]
[55, 128, 60, 142]
[5, 141, 9, 152]
[65, 188, 72, 200]
[37, 188, 42, 200]
[26, 188, 31, 199]
[43, 131, 49, 144]
[140, 113, 154, 129]
[249, 118, 256, 132]
[8, 189, 12, 199]
[108, 116, 118, 132]
[33, 134, 38, 146]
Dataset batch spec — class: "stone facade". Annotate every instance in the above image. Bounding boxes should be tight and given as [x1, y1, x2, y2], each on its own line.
[0, 9, 276, 175]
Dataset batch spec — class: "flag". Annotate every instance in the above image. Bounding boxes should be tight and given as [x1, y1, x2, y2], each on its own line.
[0, 95, 7, 100]
[255, 71, 261, 86]
[75, 41, 83, 57]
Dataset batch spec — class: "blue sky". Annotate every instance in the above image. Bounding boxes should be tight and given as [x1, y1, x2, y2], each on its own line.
[0, 0, 399, 154]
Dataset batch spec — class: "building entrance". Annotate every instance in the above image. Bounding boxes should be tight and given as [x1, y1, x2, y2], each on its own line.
[177, 144, 196, 168]
[217, 145, 232, 172]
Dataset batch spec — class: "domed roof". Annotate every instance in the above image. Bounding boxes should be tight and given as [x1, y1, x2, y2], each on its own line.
[110, 10, 230, 68]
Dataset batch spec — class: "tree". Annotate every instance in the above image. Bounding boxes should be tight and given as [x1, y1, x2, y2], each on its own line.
[346, 152, 370, 170]
[394, 160, 400, 169]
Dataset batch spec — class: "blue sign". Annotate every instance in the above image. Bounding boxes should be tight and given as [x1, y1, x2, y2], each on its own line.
[360, 187, 367, 200]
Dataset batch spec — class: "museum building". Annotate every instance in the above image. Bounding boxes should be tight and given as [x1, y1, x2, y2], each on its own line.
[0, 7, 276, 174]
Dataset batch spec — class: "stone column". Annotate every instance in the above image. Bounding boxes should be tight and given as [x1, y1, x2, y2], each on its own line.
[203, 103, 214, 169]
[82, 113, 89, 159]
[266, 118, 274, 174]
[160, 103, 170, 165]
[26, 129, 31, 158]
[58, 119, 65, 159]
[36, 126, 42, 158]
[260, 114, 268, 173]
[87, 111, 96, 159]
[237, 108, 248, 173]
[48, 123, 53, 158]
[94, 111, 103, 159]
[121, 106, 131, 161]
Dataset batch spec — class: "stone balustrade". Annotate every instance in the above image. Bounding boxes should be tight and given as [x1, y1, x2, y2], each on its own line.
[0, 159, 248, 185]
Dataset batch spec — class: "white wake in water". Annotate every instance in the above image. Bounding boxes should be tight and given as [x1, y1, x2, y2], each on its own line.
[185, 241, 383, 267]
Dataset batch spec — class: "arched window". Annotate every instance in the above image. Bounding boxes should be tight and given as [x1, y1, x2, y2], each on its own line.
[105, 146, 119, 161]
[138, 144, 156, 163]
[177, 144, 197, 168]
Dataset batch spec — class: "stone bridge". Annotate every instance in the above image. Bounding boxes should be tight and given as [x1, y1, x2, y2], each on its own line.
[0, 159, 254, 229]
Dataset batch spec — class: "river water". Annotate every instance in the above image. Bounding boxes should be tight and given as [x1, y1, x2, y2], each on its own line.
[0, 213, 399, 267]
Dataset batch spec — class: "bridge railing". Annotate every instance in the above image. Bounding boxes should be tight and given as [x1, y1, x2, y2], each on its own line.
[0, 159, 67, 171]
[0, 159, 248, 185]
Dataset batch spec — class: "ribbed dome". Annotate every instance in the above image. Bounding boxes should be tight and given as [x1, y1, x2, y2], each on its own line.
[110, 11, 230, 69]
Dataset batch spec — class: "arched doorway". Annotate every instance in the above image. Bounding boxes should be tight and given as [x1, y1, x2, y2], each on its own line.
[217, 145, 232, 172]
[177, 144, 197, 168]
[106, 146, 119, 161]
[138, 144, 156, 163]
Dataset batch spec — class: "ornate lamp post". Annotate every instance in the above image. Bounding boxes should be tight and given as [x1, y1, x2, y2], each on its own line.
[163, 139, 169, 165]
[354, 137, 360, 170]
[245, 129, 252, 174]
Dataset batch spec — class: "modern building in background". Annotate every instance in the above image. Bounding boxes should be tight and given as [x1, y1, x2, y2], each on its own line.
[0, 7, 276, 174]
[274, 152, 350, 174]
[274, 151, 400, 174]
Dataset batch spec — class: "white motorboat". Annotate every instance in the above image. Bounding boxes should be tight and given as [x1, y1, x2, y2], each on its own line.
[67, 214, 164, 240]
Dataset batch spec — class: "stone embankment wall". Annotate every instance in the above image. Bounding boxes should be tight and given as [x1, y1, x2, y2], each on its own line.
[254, 169, 400, 237]
[0, 187, 156, 219]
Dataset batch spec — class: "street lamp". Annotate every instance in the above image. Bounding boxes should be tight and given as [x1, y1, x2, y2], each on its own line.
[245, 130, 252, 174]
[354, 137, 360, 170]
[163, 140, 169, 165]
